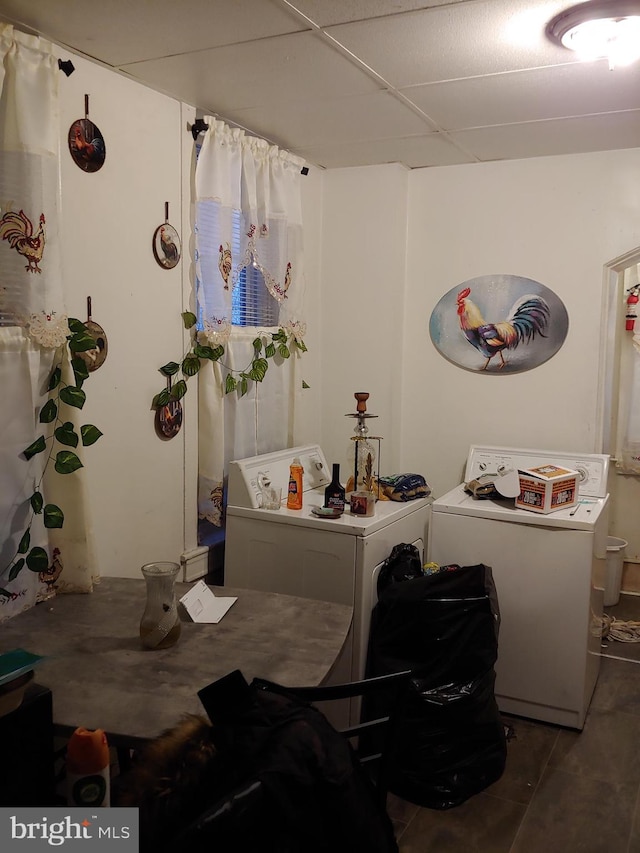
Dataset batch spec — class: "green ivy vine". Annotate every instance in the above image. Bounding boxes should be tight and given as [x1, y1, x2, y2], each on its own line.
[0, 318, 103, 598]
[151, 311, 308, 410]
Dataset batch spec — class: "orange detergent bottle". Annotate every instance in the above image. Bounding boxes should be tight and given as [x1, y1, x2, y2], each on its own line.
[66, 727, 110, 807]
[286, 457, 304, 510]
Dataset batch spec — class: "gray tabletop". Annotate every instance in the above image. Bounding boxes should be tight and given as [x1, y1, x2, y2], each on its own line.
[1, 577, 352, 746]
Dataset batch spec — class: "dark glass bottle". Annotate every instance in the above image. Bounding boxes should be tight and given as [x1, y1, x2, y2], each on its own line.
[324, 463, 345, 511]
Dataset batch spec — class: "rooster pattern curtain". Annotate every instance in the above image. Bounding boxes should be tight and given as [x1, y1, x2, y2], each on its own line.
[0, 25, 96, 621]
[195, 117, 306, 526]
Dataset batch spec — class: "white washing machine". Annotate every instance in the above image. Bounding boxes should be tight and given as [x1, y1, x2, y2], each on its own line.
[428, 445, 610, 730]
[224, 444, 431, 725]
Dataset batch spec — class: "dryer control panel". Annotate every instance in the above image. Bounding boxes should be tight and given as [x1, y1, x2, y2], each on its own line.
[465, 445, 609, 498]
[228, 444, 331, 509]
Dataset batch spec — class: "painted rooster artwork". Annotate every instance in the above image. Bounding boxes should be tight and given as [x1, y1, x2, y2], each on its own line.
[456, 286, 550, 370]
[159, 226, 180, 267]
[0, 209, 46, 273]
[218, 242, 232, 289]
[68, 119, 106, 172]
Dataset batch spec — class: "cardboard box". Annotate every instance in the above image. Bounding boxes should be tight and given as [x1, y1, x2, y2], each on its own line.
[515, 465, 579, 514]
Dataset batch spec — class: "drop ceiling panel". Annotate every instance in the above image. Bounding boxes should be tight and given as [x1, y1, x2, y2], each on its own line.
[120, 31, 382, 113]
[289, 0, 469, 27]
[401, 60, 640, 130]
[326, 0, 573, 87]
[450, 110, 640, 162]
[0, 0, 309, 65]
[225, 90, 433, 149]
[296, 132, 477, 169]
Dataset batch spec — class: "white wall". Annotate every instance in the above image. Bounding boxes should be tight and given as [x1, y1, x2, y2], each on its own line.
[318, 150, 640, 503]
[404, 149, 640, 498]
[318, 163, 410, 478]
[295, 166, 324, 446]
[58, 51, 197, 579]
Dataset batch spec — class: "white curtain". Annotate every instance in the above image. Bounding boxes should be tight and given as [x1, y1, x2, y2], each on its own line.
[617, 263, 640, 474]
[0, 24, 96, 621]
[195, 117, 306, 526]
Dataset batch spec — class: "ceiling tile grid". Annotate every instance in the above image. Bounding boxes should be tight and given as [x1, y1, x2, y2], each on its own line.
[0, 0, 638, 168]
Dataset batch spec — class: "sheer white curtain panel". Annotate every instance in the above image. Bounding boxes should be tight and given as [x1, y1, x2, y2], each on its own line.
[0, 25, 97, 621]
[195, 117, 306, 526]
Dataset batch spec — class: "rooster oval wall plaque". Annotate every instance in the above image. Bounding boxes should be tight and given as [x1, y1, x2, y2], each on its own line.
[429, 275, 569, 374]
[68, 118, 106, 173]
[152, 222, 181, 270]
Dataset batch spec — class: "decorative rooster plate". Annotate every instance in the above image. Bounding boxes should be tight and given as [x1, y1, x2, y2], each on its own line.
[68, 96, 106, 173]
[75, 297, 108, 372]
[153, 203, 181, 270]
[155, 376, 183, 439]
[429, 275, 569, 374]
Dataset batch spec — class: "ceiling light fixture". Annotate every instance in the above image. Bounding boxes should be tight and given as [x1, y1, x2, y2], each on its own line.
[547, 0, 640, 69]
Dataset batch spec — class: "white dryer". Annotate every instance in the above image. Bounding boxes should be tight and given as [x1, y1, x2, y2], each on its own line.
[224, 445, 431, 726]
[428, 445, 610, 730]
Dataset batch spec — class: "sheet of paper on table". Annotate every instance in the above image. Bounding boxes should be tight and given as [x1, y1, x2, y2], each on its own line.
[180, 580, 237, 623]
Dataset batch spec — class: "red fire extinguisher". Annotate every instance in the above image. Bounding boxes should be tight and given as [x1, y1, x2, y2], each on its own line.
[626, 288, 639, 332]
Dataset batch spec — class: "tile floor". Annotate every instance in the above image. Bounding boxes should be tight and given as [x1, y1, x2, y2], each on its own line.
[387, 593, 640, 853]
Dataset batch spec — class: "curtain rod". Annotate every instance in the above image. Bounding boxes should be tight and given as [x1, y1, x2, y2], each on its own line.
[189, 119, 308, 175]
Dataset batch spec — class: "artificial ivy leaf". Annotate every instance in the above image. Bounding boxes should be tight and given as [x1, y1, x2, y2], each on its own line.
[67, 317, 86, 334]
[54, 422, 79, 447]
[240, 377, 248, 397]
[71, 357, 89, 386]
[194, 344, 214, 359]
[17, 528, 30, 554]
[8, 559, 25, 581]
[69, 331, 98, 353]
[272, 329, 287, 343]
[182, 354, 201, 377]
[250, 358, 269, 382]
[295, 339, 308, 353]
[47, 366, 62, 391]
[81, 425, 103, 446]
[252, 337, 263, 352]
[171, 380, 188, 401]
[211, 345, 225, 361]
[278, 343, 290, 359]
[30, 492, 44, 513]
[23, 436, 46, 460]
[26, 547, 48, 573]
[152, 390, 170, 409]
[265, 342, 276, 359]
[160, 362, 180, 376]
[182, 311, 197, 329]
[60, 386, 86, 409]
[302, 380, 310, 389]
[39, 399, 58, 423]
[225, 374, 237, 394]
[44, 504, 64, 529]
[54, 450, 83, 474]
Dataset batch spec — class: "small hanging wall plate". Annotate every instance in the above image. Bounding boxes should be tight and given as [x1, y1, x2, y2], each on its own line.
[75, 296, 108, 372]
[68, 95, 106, 173]
[153, 202, 181, 270]
[155, 376, 183, 439]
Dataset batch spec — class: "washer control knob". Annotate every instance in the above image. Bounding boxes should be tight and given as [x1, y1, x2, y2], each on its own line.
[575, 465, 589, 483]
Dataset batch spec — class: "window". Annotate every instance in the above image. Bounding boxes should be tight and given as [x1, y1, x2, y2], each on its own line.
[230, 211, 280, 327]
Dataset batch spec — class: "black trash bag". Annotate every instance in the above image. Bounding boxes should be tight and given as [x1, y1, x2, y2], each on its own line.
[365, 563, 506, 810]
[376, 542, 423, 597]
